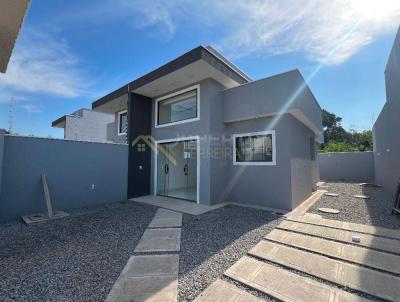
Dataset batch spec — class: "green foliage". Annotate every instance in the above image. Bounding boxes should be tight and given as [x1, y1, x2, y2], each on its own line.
[320, 110, 373, 152]
[320, 142, 358, 153]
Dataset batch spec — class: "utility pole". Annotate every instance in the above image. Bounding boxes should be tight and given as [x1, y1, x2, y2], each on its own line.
[8, 97, 13, 133]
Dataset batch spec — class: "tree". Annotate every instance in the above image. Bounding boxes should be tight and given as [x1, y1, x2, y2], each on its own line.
[321, 109, 373, 152]
[322, 109, 350, 145]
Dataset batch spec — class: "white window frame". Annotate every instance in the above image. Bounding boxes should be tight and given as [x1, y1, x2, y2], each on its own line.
[232, 130, 276, 166]
[154, 84, 200, 128]
[117, 110, 128, 136]
[153, 136, 200, 204]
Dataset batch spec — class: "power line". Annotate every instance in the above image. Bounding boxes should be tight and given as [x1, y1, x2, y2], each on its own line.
[8, 97, 13, 133]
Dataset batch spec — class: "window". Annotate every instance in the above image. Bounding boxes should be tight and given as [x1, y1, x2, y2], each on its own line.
[156, 85, 199, 127]
[233, 131, 276, 165]
[118, 110, 127, 136]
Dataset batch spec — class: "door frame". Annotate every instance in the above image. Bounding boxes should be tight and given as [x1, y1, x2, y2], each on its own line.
[154, 136, 200, 204]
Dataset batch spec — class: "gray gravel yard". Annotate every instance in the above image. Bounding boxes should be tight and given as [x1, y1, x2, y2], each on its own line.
[309, 181, 400, 229]
[0, 201, 157, 302]
[178, 205, 282, 302]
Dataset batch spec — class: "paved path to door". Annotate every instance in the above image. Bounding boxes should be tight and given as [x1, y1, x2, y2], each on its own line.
[195, 213, 400, 301]
[105, 208, 182, 302]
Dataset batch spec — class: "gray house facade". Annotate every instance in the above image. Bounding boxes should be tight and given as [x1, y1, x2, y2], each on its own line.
[373, 26, 400, 197]
[84, 46, 322, 211]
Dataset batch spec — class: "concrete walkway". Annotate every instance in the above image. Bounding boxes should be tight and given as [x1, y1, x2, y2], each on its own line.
[106, 208, 183, 302]
[267, 229, 400, 274]
[195, 205, 400, 302]
[278, 220, 400, 255]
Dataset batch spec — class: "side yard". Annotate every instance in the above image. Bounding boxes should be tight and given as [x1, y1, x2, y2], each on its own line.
[0, 202, 157, 302]
[309, 181, 400, 228]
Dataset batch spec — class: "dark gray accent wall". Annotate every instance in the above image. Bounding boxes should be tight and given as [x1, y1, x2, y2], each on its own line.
[128, 93, 152, 198]
[0, 135, 128, 222]
[319, 152, 374, 182]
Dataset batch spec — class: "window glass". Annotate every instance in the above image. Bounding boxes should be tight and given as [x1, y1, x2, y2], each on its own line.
[119, 111, 127, 135]
[235, 134, 273, 162]
[158, 90, 197, 125]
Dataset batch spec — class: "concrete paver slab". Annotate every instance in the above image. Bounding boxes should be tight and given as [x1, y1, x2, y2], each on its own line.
[225, 256, 368, 302]
[318, 208, 340, 214]
[249, 241, 400, 301]
[353, 195, 370, 199]
[148, 208, 182, 228]
[193, 279, 263, 302]
[278, 220, 400, 254]
[134, 228, 181, 252]
[266, 229, 400, 274]
[294, 214, 400, 240]
[106, 255, 179, 302]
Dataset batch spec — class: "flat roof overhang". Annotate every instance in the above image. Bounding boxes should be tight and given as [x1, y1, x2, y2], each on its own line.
[92, 46, 251, 111]
[0, 0, 30, 73]
[52, 116, 66, 128]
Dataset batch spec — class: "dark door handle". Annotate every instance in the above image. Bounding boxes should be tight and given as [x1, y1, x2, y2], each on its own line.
[165, 164, 169, 174]
[184, 164, 188, 175]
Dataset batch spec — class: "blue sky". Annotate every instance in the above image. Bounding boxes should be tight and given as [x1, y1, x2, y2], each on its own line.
[0, 0, 399, 137]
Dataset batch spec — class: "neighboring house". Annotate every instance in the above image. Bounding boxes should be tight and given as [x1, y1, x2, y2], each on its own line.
[52, 107, 128, 144]
[63, 46, 322, 211]
[373, 26, 400, 197]
[0, 0, 30, 73]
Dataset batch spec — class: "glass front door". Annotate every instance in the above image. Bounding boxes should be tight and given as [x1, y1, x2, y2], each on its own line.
[156, 139, 197, 202]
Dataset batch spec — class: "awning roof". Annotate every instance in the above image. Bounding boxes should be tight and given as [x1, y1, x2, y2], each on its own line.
[0, 0, 30, 73]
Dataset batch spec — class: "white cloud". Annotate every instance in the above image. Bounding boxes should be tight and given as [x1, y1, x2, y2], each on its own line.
[117, 0, 400, 65]
[20, 104, 42, 113]
[215, 0, 400, 64]
[0, 29, 90, 99]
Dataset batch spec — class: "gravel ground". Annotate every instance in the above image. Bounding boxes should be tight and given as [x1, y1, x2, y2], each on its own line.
[309, 181, 400, 229]
[0, 201, 157, 302]
[178, 205, 282, 302]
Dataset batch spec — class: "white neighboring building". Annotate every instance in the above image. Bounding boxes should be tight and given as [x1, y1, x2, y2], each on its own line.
[52, 108, 128, 144]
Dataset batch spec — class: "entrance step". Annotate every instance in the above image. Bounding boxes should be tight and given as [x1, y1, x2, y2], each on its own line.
[148, 208, 182, 228]
[105, 254, 179, 302]
[249, 241, 400, 301]
[278, 220, 400, 255]
[131, 195, 227, 215]
[134, 228, 181, 253]
[289, 215, 400, 240]
[225, 256, 368, 302]
[266, 229, 400, 274]
[193, 279, 263, 302]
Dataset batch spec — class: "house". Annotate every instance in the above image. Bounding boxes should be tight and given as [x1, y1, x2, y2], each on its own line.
[0, 0, 30, 73]
[52, 107, 128, 143]
[57, 46, 322, 211]
[373, 26, 400, 197]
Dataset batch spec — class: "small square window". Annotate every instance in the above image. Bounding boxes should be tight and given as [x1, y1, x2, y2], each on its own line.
[118, 111, 127, 135]
[233, 131, 276, 165]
